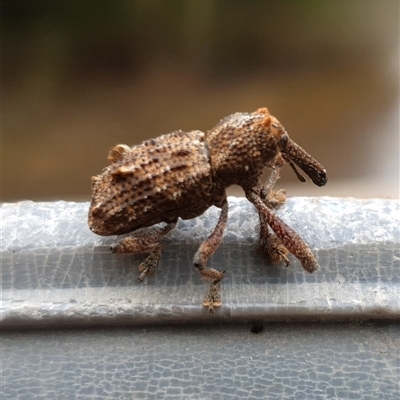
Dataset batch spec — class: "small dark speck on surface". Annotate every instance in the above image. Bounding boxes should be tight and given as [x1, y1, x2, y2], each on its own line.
[250, 324, 264, 334]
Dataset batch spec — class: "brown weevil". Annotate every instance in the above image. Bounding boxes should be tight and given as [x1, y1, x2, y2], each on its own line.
[88, 108, 327, 312]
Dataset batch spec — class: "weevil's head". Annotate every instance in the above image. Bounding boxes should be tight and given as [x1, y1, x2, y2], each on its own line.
[207, 107, 327, 189]
[264, 110, 327, 187]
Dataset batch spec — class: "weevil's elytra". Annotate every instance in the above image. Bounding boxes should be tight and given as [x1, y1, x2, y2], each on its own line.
[88, 107, 327, 312]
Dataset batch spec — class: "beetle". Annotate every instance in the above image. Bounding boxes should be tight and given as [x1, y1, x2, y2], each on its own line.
[88, 108, 327, 312]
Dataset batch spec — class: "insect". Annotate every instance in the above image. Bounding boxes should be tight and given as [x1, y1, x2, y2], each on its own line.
[88, 108, 327, 312]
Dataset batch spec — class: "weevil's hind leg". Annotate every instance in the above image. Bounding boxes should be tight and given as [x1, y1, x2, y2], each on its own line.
[193, 197, 228, 313]
[246, 190, 318, 273]
[112, 219, 178, 281]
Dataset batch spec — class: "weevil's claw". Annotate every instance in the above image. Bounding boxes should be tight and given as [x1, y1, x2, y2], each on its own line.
[137, 272, 147, 283]
[279, 249, 290, 268]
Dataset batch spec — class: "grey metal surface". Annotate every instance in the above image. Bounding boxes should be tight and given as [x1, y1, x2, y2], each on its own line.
[1, 197, 399, 328]
[1, 322, 399, 399]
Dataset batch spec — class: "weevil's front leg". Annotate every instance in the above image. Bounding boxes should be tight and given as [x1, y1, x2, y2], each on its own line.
[112, 219, 178, 281]
[255, 167, 289, 265]
[259, 165, 286, 210]
[193, 198, 228, 313]
[259, 154, 287, 209]
[258, 205, 290, 267]
[246, 190, 318, 273]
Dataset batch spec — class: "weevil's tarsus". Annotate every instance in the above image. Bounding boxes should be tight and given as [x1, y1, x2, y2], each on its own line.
[202, 280, 222, 313]
[138, 250, 161, 282]
[260, 188, 287, 210]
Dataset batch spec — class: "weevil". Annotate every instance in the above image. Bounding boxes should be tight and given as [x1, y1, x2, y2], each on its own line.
[88, 108, 327, 312]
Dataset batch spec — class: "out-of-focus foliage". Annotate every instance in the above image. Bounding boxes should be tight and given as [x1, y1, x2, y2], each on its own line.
[4, 0, 394, 86]
[3, 0, 399, 200]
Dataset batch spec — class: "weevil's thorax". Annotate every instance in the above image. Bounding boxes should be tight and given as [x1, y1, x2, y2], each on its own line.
[207, 109, 281, 191]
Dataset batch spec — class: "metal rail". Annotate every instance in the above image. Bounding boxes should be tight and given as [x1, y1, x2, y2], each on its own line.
[1, 197, 399, 328]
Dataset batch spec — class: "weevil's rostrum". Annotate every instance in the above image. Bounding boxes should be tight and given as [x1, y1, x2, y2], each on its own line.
[88, 107, 327, 312]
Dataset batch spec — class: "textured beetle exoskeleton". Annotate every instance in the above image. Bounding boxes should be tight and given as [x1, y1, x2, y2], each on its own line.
[89, 130, 214, 235]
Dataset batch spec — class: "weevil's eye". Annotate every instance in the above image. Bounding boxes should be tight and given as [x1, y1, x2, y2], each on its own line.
[279, 133, 289, 148]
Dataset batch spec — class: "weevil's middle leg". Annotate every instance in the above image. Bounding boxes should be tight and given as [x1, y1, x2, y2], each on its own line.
[112, 219, 178, 281]
[193, 197, 228, 313]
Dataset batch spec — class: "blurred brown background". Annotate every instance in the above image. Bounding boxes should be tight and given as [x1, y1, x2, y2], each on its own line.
[3, 0, 399, 202]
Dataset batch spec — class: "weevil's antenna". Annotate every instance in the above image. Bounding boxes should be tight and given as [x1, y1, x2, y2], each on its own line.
[286, 159, 307, 183]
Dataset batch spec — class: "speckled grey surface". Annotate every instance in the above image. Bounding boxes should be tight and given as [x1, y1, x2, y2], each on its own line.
[1, 322, 400, 399]
[1, 197, 399, 328]
[1, 197, 400, 399]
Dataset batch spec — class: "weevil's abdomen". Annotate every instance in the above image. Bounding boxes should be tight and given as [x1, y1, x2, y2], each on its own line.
[88, 130, 214, 236]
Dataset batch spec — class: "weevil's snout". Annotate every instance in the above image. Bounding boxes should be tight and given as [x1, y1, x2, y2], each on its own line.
[302, 162, 327, 187]
[279, 132, 327, 187]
